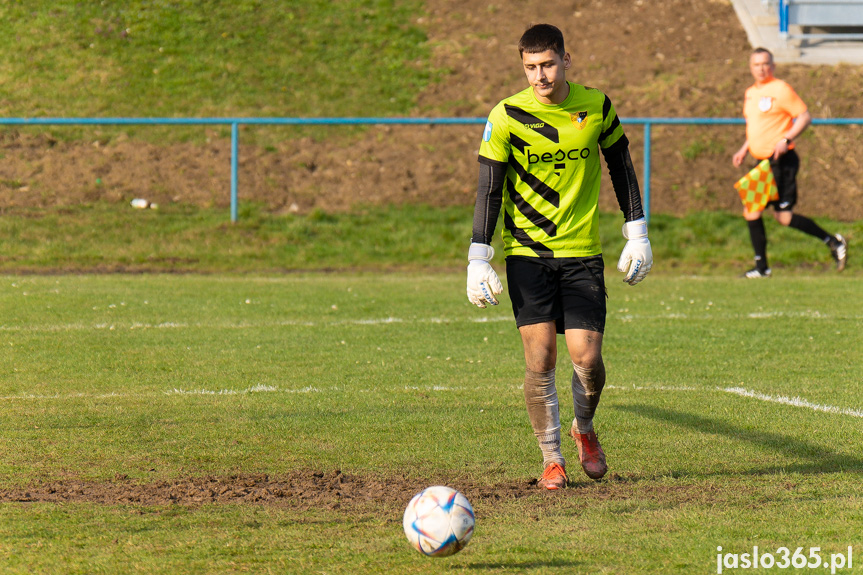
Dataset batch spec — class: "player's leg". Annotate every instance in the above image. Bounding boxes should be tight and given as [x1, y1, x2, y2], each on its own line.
[770, 151, 847, 270]
[565, 329, 605, 435]
[743, 207, 770, 277]
[519, 321, 566, 489]
[560, 256, 609, 480]
[565, 329, 608, 480]
[775, 211, 848, 271]
[507, 256, 567, 489]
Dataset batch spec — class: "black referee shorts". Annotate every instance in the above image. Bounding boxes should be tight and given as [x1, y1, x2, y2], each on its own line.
[767, 150, 800, 211]
[506, 255, 607, 335]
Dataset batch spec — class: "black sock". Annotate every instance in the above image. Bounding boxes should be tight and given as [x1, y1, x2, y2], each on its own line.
[788, 214, 833, 244]
[747, 218, 769, 270]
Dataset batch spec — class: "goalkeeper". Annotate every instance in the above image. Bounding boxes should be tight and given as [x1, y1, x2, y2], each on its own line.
[466, 24, 652, 490]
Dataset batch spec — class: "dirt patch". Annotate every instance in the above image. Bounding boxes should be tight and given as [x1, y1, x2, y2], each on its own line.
[1, 0, 861, 221]
[0, 470, 740, 512]
[0, 471, 530, 509]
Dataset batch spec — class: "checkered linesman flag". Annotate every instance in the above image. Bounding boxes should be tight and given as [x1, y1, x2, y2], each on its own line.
[734, 159, 778, 212]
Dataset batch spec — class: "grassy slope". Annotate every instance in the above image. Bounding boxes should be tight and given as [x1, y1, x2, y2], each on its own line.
[1, 203, 860, 274]
[0, 0, 431, 118]
[0, 0, 433, 143]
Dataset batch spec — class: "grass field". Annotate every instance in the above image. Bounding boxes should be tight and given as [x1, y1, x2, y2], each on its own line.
[1, 271, 861, 573]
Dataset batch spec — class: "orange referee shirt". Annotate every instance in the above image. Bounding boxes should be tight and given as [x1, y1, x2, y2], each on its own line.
[743, 77, 807, 160]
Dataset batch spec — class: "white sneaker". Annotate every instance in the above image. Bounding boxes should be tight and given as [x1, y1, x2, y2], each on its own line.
[831, 234, 848, 272]
[743, 268, 772, 278]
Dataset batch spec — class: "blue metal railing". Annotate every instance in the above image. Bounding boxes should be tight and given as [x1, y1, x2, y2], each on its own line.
[778, 0, 863, 40]
[2, 116, 861, 221]
[625, 116, 862, 221]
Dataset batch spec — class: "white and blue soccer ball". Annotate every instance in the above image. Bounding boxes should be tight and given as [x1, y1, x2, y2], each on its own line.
[402, 485, 475, 557]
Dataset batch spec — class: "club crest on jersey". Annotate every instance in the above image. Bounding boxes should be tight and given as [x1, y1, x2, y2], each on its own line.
[571, 111, 588, 130]
[758, 97, 773, 112]
[483, 121, 493, 142]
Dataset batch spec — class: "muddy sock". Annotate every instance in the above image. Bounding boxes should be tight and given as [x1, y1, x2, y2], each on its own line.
[523, 368, 563, 467]
[788, 214, 833, 244]
[747, 218, 769, 271]
[571, 360, 606, 434]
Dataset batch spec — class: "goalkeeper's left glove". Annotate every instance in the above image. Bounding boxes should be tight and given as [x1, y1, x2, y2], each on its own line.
[466, 243, 503, 308]
[617, 218, 653, 286]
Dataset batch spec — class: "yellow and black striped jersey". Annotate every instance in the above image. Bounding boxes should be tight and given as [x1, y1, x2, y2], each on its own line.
[478, 82, 626, 258]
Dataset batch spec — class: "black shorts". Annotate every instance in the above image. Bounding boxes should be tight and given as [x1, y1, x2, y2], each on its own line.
[506, 255, 607, 335]
[766, 150, 799, 211]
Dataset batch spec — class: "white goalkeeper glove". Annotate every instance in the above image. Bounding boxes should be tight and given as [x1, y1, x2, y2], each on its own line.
[466, 243, 503, 308]
[617, 218, 653, 286]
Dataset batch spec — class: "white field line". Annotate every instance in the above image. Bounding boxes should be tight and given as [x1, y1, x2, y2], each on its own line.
[0, 316, 514, 332]
[721, 386, 863, 418]
[5, 307, 863, 333]
[0, 322, 190, 332]
[0, 391, 130, 400]
[4, 383, 861, 420]
[614, 310, 863, 322]
[165, 383, 279, 396]
[606, 384, 701, 392]
[608, 384, 863, 419]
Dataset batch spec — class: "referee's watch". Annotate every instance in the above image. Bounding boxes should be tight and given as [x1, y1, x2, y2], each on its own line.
[781, 137, 792, 144]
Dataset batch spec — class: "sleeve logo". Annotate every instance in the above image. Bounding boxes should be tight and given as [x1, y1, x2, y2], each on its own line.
[571, 111, 588, 130]
[483, 121, 493, 142]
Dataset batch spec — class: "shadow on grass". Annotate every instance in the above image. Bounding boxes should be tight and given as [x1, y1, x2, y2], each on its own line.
[616, 404, 863, 476]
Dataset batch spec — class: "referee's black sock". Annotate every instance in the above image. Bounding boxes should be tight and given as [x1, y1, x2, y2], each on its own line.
[788, 214, 834, 245]
[747, 218, 769, 271]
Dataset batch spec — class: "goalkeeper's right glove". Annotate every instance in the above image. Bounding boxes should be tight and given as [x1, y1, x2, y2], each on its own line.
[466, 243, 503, 308]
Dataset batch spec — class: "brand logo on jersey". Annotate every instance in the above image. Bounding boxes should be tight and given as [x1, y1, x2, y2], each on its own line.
[571, 111, 588, 130]
[759, 97, 773, 112]
[483, 121, 493, 142]
[527, 147, 591, 164]
[524, 122, 546, 129]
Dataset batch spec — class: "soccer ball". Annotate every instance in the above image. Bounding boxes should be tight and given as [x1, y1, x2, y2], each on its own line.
[402, 485, 475, 557]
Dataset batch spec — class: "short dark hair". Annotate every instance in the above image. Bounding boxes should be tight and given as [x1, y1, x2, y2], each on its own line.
[518, 24, 565, 58]
[752, 47, 774, 63]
